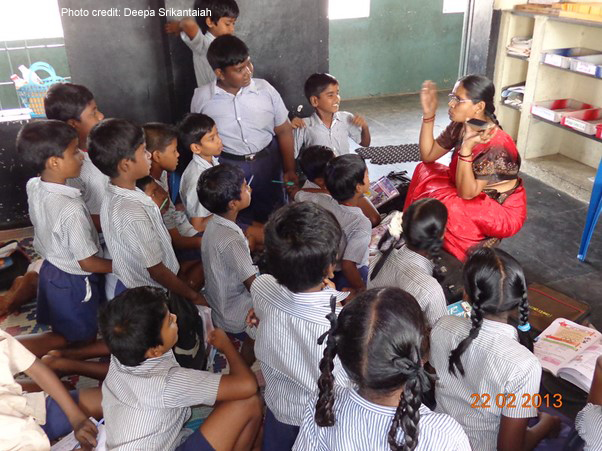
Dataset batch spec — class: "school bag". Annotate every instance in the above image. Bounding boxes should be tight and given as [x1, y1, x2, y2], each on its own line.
[166, 292, 207, 370]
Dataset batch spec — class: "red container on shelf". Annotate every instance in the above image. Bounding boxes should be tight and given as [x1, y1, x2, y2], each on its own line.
[597, 123, 602, 139]
[561, 108, 602, 135]
[531, 99, 594, 123]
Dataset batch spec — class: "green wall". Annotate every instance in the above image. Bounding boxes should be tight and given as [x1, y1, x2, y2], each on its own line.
[329, 0, 464, 99]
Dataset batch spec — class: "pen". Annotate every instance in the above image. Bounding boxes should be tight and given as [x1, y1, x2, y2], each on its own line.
[248, 175, 254, 186]
[271, 180, 295, 186]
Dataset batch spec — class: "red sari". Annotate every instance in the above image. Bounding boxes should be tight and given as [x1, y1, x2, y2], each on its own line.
[404, 122, 527, 261]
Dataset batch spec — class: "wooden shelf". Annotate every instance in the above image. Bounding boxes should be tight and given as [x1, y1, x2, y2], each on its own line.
[507, 53, 530, 61]
[511, 10, 602, 29]
[540, 62, 602, 81]
[502, 102, 522, 111]
[531, 115, 602, 144]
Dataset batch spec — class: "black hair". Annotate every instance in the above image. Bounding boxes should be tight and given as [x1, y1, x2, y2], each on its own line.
[371, 199, 448, 283]
[264, 202, 341, 292]
[88, 118, 145, 178]
[316, 288, 435, 451]
[136, 175, 155, 192]
[325, 154, 367, 203]
[196, 163, 245, 214]
[44, 82, 94, 122]
[304, 73, 339, 103]
[448, 247, 532, 377]
[17, 120, 78, 173]
[143, 122, 177, 153]
[459, 74, 502, 129]
[178, 113, 216, 153]
[299, 145, 335, 182]
[207, 35, 249, 71]
[195, 0, 239, 33]
[98, 286, 168, 366]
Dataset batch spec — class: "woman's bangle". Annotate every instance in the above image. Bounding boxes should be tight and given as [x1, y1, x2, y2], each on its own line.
[422, 114, 436, 123]
[458, 154, 473, 163]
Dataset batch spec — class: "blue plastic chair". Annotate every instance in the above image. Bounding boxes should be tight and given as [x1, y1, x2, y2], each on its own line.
[578, 158, 602, 262]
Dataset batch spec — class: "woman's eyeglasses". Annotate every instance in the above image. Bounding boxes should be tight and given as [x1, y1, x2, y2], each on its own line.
[448, 94, 471, 105]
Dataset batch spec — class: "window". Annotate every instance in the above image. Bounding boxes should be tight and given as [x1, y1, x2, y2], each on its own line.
[443, 0, 467, 14]
[329, 0, 370, 20]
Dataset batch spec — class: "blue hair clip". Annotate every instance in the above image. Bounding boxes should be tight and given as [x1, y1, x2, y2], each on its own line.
[518, 323, 531, 332]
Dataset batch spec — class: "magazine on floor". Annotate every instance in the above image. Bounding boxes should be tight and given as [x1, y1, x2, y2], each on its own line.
[534, 318, 602, 392]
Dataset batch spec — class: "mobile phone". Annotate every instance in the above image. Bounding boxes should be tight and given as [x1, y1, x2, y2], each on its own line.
[466, 118, 490, 130]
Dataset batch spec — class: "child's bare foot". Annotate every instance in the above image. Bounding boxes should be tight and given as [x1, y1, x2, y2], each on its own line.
[0, 271, 38, 315]
[41, 353, 71, 377]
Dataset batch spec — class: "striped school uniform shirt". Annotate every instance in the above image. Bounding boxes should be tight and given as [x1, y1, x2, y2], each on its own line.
[180, 30, 215, 88]
[102, 351, 222, 450]
[293, 111, 362, 157]
[201, 214, 257, 333]
[100, 183, 179, 289]
[430, 315, 541, 451]
[293, 387, 471, 451]
[251, 274, 351, 426]
[156, 171, 197, 237]
[179, 154, 219, 220]
[67, 151, 109, 215]
[575, 403, 602, 451]
[368, 245, 448, 328]
[294, 181, 341, 215]
[26, 177, 101, 275]
[337, 204, 371, 267]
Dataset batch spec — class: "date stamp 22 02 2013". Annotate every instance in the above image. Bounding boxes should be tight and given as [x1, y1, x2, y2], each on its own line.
[470, 393, 563, 409]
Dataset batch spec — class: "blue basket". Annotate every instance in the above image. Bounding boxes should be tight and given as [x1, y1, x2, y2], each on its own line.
[16, 62, 66, 118]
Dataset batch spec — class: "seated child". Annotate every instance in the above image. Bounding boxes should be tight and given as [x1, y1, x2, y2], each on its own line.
[0, 329, 101, 450]
[293, 73, 370, 157]
[575, 355, 602, 450]
[44, 83, 107, 231]
[247, 202, 351, 450]
[197, 164, 256, 336]
[165, 0, 239, 87]
[325, 154, 372, 292]
[430, 247, 560, 450]
[88, 119, 204, 305]
[99, 286, 262, 450]
[178, 113, 222, 232]
[18, 120, 112, 356]
[293, 287, 470, 450]
[368, 198, 449, 328]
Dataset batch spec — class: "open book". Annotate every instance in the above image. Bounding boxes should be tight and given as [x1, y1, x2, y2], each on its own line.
[534, 318, 602, 392]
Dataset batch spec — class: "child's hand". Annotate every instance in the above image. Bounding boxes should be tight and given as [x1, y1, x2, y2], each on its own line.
[291, 117, 306, 129]
[351, 114, 368, 129]
[246, 308, 259, 328]
[191, 292, 209, 307]
[207, 329, 232, 352]
[420, 80, 438, 117]
[538, 412, 562, 439]
[322, 278, 336, 290]
[164, 21, 181, 35]
[73, 418, 98, 450]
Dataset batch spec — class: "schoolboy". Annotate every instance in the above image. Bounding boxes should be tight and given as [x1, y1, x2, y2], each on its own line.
[325, 154, 372, 292]
[293, 73, 371, 157]
[197, 164, 256, 335]
[0, 329, 100, 450]
[44, 83, 107, 231]
[18, 120, 112, 355]
[165, 0, 239, 87]
[88, 118, 204, 305]
[99, 286, 262, 450]
[178, 113, 222, 232]
[191, 35, 297, 225]
[246, 202, 351, 450]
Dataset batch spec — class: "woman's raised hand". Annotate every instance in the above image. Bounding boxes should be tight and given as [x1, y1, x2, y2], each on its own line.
[420, 80, 438, 117]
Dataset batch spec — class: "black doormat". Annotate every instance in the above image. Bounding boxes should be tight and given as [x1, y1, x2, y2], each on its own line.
[357, 144, 421, 165]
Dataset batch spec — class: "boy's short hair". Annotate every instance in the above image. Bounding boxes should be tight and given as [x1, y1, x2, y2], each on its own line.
[264, 202, 341, 292]
[44, 83, 94, 122]
[195, 0, 239, 33]
[325, 154, 367, 202]
[17, 120, 77, 173]
[135, 175, 155, 192]
[299, 145, 335, 182]
[304, 73, 338, 103]
[99, 286, 168, 366]
[88, 118, 145, 178]
[207, 35, 249, 71]
[178, 113, 215, 153]
[143, 122, 177, 153]
[196, 163, 244, 214]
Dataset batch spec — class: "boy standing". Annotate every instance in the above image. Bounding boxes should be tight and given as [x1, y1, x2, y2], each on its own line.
[88, 119, 204, 305]
[18, 120, 112, 356]
[165, 0, 239, 88]
[293, 73, 370, 157]
[247, 202, 350, 449]
[100, 286, 262, 450]
[191, 35, 297, 225]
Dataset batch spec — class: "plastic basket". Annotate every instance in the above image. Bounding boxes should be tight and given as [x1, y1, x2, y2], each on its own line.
[16, 62, 66, 118]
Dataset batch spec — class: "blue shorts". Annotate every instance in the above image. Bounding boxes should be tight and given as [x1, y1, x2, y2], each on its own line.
[176, 428, 215, 451]
[37, 260, 102, 342]
[262, 408, 299, 451]
[332, 265, 369, 292]
[41, 390, 79, 440]
[175, 232, 203, 262]
[113, 279, 127, 298]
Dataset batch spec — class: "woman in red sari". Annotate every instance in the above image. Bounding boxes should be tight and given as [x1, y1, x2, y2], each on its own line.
[404, 75, 526, 261]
